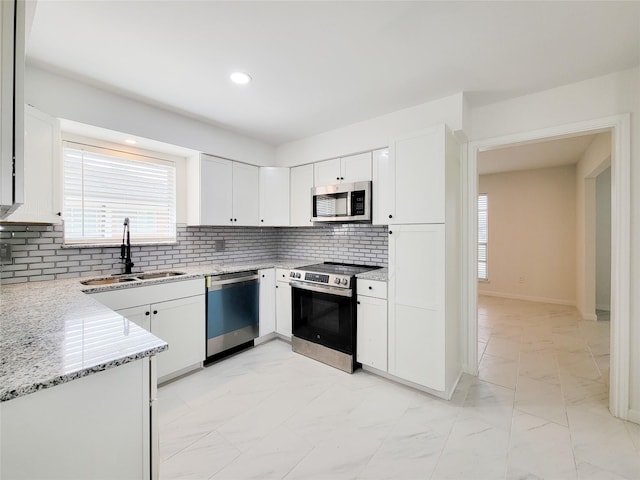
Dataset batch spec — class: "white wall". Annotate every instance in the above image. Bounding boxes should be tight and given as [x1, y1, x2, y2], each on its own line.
[478, 165, 577, 305]
[24, 65, 276, 166]
[276, 93, 465, 166]
[596, 167, 612, 311]
[471, 67, 639, 416]
[575, 133, 611, 320]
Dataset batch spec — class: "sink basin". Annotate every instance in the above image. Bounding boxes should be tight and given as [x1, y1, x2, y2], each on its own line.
[81, 277, 138, 286]
[136, 271, 186, 280]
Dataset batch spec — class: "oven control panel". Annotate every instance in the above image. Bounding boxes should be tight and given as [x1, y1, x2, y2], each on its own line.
[289, 270, 351, 288]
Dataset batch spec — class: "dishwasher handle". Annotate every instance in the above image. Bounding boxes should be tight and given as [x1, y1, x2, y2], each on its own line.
[206, 272, 259, 289]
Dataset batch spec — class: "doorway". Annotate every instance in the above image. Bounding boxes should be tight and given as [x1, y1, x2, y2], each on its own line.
[463, 114, 631, 420]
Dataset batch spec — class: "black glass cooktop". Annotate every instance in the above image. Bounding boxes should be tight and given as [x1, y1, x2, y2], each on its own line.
[298, 262, 380, 277]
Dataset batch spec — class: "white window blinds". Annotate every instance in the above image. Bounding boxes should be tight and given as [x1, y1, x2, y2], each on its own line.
[63, 142, 176, 244]
[478, 193, 488, 280]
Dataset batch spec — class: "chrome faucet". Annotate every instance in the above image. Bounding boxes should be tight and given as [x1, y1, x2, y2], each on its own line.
[120, 217, 134, 274]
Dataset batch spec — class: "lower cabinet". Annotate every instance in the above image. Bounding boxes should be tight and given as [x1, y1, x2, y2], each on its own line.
[356, 279, 388, 371]
[259, 268, 276, 337]
[275, 268, 292, 338]
[90, 278, 205, 381]
[1, 358, 153, 480]
[118, 296, 204, 379]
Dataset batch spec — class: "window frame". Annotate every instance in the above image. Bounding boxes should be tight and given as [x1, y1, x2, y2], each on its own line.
[61, 138, 178, 246]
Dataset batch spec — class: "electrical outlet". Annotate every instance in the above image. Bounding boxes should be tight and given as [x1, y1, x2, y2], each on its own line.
[518, 276, 525, 284]
[0, 243, 12, 264]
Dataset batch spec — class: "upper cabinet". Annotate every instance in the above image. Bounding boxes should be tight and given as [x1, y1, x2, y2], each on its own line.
[259, 167, 289, 226]
[313, 152, 372, 186]
[290, 163, 314, 227]
[0, 0, 25, 217]
[4, 105, 60, 224]
[187, 154, 259, 226]
[374, 124, 459, 225]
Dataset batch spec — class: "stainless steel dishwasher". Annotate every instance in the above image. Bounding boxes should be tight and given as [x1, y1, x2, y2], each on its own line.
[205, 271, 259, 361]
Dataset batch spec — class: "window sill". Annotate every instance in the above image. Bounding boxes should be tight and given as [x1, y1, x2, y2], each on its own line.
[478, 279, 490, 283]
[61, 241, 178, 249]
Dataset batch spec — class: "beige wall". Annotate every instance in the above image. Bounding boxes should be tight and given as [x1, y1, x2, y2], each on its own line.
[596, 167, 612, 311]
[478, 165, 577, 305]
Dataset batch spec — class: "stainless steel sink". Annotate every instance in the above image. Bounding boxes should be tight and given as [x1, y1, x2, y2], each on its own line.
[135, 271, 186, 280]
[81, 277, 138, 286]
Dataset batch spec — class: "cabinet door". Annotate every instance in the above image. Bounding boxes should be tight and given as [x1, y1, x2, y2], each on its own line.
[388, 224, 445, 391]
[200, 155, 233, 225]
[313, 158, 341, 186]
[290, 163, 314, 226]
[117, 304, 151, 331]
[232, 162, 259, 226]
[275, 281, 292, 338]
[151, 295, 205, 379]
[341, 152, 372, 183]
[5, 106, 60, 223]
[259, 167, 289, 226]
[259, 268, 276, 336]
[391, 125, 446, 224]
[372, 148, 393, 225]
[356, 295, 387, 371]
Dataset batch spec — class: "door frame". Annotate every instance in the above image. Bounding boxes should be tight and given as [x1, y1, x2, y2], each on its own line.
[462, 113, 631, 420]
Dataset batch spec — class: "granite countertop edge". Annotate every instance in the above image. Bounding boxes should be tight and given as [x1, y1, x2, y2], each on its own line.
[0, 258, 313, 403]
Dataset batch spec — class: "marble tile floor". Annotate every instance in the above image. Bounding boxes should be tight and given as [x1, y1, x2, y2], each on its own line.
[157, 296, 639, 479]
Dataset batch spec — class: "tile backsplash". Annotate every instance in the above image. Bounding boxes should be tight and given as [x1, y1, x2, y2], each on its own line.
[0, 223, 387, 284]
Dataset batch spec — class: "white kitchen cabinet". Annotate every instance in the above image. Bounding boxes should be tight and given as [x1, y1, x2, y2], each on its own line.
[0, 0, 25, 218]
[388, 224, 460, 397]
[232, 161, 260, 225]
[259, 167, 290, 226]
[290, 163, 314, 226]
[259, 268, 276, 336]
[1, 358, 153, 479]
[313, 152, 372, 186]
[377, 124, 459, 225]
[4, 105, 60, 223]
[356, 279, 388, 371]
[275, 268, 292, 338]
[187, 154, 259, 226]
[91, 278, 205, 382]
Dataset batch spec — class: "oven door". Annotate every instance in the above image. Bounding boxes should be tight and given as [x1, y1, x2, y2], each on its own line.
[290, 282, 356, 355]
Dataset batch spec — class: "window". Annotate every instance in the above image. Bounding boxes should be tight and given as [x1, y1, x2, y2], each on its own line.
[478, 193, 488, 281]
[63, 141, 176, 244]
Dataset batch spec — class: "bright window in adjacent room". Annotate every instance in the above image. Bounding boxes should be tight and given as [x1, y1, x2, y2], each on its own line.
[63, 141, 176, 244]
[478, 193, 488, 281]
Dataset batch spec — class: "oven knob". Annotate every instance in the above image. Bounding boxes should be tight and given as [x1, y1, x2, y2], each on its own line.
[341, 278, 348, 285]
[296, 272, 301, 279]
[334, 278, 341, 285]
[290, 272, 295, 277]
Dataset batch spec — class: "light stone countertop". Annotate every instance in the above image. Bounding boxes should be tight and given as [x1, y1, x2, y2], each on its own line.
[356, 267, 388, 282]
[0, 258, 312, 402]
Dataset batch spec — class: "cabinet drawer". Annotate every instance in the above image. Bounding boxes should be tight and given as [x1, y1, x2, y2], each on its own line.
[357, 279, 387, 299]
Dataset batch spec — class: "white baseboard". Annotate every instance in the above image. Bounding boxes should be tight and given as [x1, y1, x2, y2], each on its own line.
[477, 290, 575, 307]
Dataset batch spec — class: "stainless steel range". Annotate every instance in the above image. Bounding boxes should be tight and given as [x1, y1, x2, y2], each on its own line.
[289, 262, 380, 373]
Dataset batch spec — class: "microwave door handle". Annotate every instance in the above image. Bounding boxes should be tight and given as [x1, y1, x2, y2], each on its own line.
[346, 191, 352, 217]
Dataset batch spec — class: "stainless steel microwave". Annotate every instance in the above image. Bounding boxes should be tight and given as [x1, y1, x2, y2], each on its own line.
[311, 181, 371, 223]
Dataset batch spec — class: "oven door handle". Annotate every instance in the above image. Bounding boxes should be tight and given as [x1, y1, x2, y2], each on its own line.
[290, 281, 353, 298]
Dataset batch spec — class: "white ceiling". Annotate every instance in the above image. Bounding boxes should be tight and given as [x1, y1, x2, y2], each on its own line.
[26, 1, 640, 146]
[477, 133, 603, 175]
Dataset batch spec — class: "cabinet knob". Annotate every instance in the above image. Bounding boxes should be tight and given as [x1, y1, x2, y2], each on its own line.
[234, 218, 237, 222]
[262, 274, 265, 278]
[276, 285, 279, 288]
[56, 212, 62, 216]
[261, 219, 264, 222]
[368, 286, 372, 290]
[153, 310, 158, 315]
[389, 230, 393, 234]
[388, 214, 393, 219]
[340, 177, 344, 180]
[230, 218, 233, 222]
[145, 311, 150, 316]
[357, 301, 360, 304]
[336, 177, 340, 180]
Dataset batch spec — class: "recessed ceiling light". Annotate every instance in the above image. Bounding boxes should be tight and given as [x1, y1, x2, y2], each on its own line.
[124, 139, 137, 145]
[230, 72, 251, 85]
